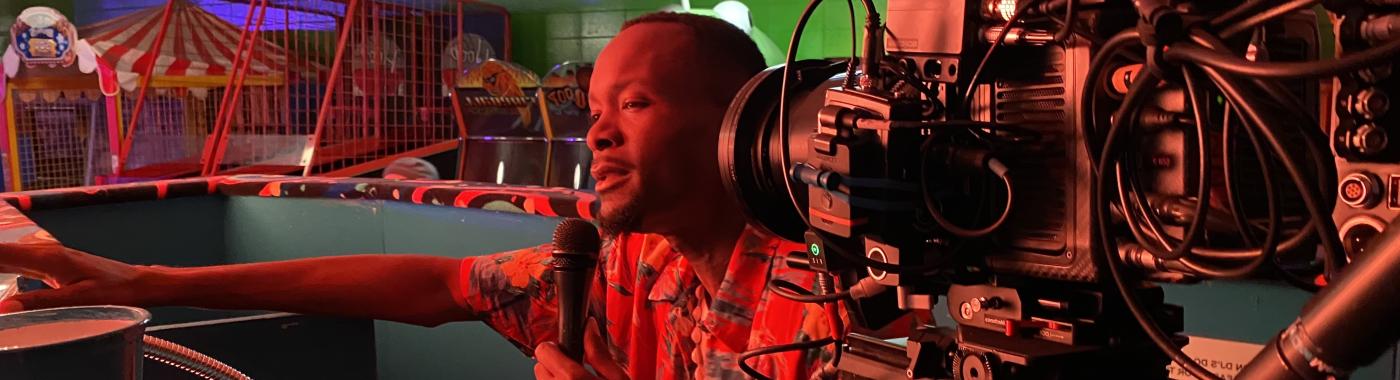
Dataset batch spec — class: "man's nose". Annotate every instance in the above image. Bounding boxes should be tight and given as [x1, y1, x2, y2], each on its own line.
[587, 115, 621, 152]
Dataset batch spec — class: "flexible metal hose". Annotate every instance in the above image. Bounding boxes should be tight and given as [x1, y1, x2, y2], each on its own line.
[143, 335, 252, 380]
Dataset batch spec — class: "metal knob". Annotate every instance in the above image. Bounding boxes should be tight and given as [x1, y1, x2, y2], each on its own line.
[1349, 124, 1389, 156]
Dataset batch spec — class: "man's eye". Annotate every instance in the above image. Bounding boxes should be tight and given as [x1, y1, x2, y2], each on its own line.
[590, 113, 602, 121]
[622, 101, 648, 110]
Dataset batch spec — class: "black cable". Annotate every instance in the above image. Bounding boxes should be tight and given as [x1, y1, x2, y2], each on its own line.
[1218, 0, 1319, 39]
[881, 119, 1042, 143]
[1190, 31, 1338, 258]
[1194, 22, 1336, 221]
[823, 273, 846, 370]
[1218, 98, 1322, 287]
[919, 137, 1015, 238]
[778, 0, 824, 225]
[1123, 79, 1321, 266]
[1193, 97, 1303, 262]
[739, 338, 838, 380]
[1209, 0, 1275, 29]
[1123, 65, 1213, 261]
[1165, 36, 1400, 79]
[1187, 31, 1331, 200]
[1080, 30, 1304, 265]
[844, 0, 858, 88]
[960, 0, 1043, 113]
[1052, 0, 1076, 43]
[1117, 66, 1306, 266]
[1079, 30, 1145, 165]
[1273, 258, 1324, 292]
[1092, 68, 1224, 380]
[1220, 103, 1258, 246]
[769, 279, 850, 303]
[1043, 11, 1107, 46]
[1175, 67, 1273, 277]
[1198, 65, 1346, 283]
[1134, 30, 1326, 263]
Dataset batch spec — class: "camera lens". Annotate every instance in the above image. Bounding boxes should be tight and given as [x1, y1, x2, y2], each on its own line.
[719, 60, 850, 241]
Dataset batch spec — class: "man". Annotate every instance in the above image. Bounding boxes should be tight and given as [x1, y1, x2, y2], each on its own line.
[382, 157, 441, 180]
[0, 13, 834, 379]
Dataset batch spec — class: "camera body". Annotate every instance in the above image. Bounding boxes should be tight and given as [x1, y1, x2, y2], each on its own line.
[719, 0, 1361, 378]
[1331, 7, 1400, 266]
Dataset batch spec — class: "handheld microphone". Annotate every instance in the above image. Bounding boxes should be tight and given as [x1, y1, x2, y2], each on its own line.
[551, 218, 601, 361]
[1238, 214, 1400, 380]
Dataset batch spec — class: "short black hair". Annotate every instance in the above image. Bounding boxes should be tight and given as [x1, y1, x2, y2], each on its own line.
[621, 12, 767, 80]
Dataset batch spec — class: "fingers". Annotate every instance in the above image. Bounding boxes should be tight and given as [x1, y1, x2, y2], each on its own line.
[534, 362, 555, 380]
[535, 342, 592, 380]
[0, 283, 99, 313]
[0, 244, 73, 285]
[0, 243, 60, 271]
[584, 319, 628, 380]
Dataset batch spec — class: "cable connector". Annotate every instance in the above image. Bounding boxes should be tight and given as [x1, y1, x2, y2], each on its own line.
[1134, 0, 1185, 46]
[848, 276, 890, 300]
[1361, 14, 1400, 45]
[938, 146, 1000, 175]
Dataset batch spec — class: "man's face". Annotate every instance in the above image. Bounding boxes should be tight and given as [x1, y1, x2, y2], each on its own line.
[587, 23, 734, 235]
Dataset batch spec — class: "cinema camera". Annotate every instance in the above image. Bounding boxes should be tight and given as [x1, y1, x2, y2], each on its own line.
[718, 0, 1400, 378]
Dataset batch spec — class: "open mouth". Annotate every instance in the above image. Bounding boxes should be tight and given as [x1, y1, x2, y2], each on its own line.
[591, 164, 629, 193]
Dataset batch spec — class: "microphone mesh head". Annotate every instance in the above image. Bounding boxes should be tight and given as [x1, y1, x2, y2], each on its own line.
[553, 218, 601, 257]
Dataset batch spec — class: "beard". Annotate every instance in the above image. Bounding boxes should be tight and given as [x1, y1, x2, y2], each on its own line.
[598, 194, 643, 236]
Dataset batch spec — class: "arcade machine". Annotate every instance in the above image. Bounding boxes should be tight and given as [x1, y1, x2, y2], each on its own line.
[0, 7, 121, 192]
[455, 59, 551, 185]
[540, 61, 593, 190]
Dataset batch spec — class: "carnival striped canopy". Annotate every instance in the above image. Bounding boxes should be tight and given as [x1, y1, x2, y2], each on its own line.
[78, 0, 302, 87]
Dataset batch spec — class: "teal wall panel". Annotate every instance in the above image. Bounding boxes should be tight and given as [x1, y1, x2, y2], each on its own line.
[27, 197, 229, 268]
[376, 201, 558, 379]
[221, 197, 555, 379]
[221, 197, 558, 379]
[379, 200, 558, 256]
[24, 195, 560, 378]
[223, 197, 387, 262]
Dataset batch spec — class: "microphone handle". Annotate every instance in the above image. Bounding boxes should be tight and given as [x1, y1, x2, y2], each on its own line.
[554, 253, 595, 362]
[1238, 214, 1400, 379]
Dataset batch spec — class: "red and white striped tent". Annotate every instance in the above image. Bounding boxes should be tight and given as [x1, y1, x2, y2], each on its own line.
[78, 0, 313, 94]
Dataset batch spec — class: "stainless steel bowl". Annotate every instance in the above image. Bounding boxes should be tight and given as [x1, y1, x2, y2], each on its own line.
[0, 305, 151, 380]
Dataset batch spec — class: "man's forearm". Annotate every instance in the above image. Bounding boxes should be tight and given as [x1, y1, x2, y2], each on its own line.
[138, 255, 475, 327]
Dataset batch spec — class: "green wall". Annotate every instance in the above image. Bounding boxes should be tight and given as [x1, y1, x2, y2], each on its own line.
[506, 0, 887, 74]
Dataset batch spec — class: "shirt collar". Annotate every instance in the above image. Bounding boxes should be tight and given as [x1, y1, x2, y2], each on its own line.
[638, 225, 788, 351]
[699, 225, 784, 351]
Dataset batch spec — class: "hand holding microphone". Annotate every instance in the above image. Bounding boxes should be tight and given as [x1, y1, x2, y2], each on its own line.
[550, 218, 600, 360]
[532, 218, 627, 380]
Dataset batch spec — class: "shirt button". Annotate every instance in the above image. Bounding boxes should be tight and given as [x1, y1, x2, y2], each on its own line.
[690, 348, 702, 365]
[690, 328, 703, 344]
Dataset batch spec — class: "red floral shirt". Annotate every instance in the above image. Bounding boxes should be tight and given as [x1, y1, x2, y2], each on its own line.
[455, 225, 834, 379]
